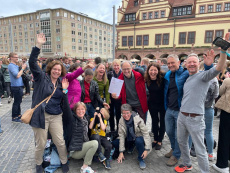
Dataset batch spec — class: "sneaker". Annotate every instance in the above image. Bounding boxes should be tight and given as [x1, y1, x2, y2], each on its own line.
[208, 153, 216, 161]
[212, 164, 229, 173]
[36, 164, 43, 173]
[8, 97, 12, 104]
[81, 166, 96, 173]
[165, 149, 173, 158]
[166, 155, 178, 166]
[152, 142, 157, 148]
[62, 163, 69, 173]
[103, 160, 111, 169]
[98, 152, 106, 162]
[175, 165, 193, 172]
[12, 117, 22, 123]
[155, 143, 162, 150]
[139, 160, 146, 169]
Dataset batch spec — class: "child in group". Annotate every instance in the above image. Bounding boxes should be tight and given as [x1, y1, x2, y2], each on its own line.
[89, 107, 112, 169]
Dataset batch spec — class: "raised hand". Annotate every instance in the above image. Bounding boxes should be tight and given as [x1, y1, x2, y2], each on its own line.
[83, 63, 94, 71]
[203, 49, 215, 66]
[36, 33, 46, 49]
[62, 78, 69, 90]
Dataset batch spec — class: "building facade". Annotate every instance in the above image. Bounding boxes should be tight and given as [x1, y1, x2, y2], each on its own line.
[116, 0, 230, 60]
[0, 8, 114, 59]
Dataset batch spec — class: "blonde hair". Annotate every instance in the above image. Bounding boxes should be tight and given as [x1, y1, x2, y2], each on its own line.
[73, 102, 87, 113]
[101, 108, 110, 120]
[2, 58, 9, 65]
[112, 59, 121, 66]
[94, 63, 107, 84]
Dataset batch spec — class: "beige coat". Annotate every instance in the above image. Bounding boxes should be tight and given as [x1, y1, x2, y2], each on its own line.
[215, 78, 230, 113]
[118, 113, 152, 153]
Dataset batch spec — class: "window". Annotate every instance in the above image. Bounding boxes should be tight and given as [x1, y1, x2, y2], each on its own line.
[134, 0, 138, 6]
[125, 13, 136, 22]
[149, 0, 153, 2]
[225, 3, 230, 11]
[122, 36, 127, 46]
[71, 23, 75, 27]
[128, 36, 133, 46]
[56, 12, 59, 17]
[56, 20, 60, 25]
[78, 24, 81, 29]
[215, 30, 224, 38]
[155, 34, 161, 45]
[57, 45, 61, 49]
[36, 23, 39, 27]
[136, 36, 142, 46]
[205, 31, 214, 43]
[19, 17, 22, 22]
[216, 4, 222, 12]
[84, 33, 87, 39]
[71, 14, 74, 19]
[143, 35, 149, 45]
[143, 13, 147, 20]
[187, 32, 195, 44]
[78, 32, 81, 36]
[161, 11, 165, 18]
[84, 40, 87, 45]
[90, 48, 93, 51]
[208, 5, 213, 13]
[72, 31, 75, 35]
[78, 39, 82, 43]
[77, 16, 81, 21]
[84, 47, 87, 52]
[179, 32, 186, 44]
[154, 12, 159, 18]
[72, 46, 76, 50]
[78, 46, 82, 50]
[56, 29, 60, 33]
[149, 12, 153, 19]
[72, 38, 75, 42]
[163, 34, 169, 45]
[64, 12, 67, 18]
[30, 24, 33, 28]
[173, 6, 192, 16]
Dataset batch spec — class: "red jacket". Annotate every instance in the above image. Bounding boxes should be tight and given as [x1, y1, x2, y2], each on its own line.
[118, 70, 148, 113]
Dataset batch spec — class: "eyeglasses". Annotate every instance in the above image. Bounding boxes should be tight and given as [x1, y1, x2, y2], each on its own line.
[122, 68, 131, 71]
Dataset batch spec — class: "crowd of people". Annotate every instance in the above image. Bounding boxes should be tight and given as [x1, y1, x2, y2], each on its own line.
[0, 32, 230, 173]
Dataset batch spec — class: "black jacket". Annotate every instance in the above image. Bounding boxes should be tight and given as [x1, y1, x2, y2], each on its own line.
[80, 79, 104, 108]
[29, 47, 67, 129]
[0, 70, 4, 96]
[62, 99, 90, 151]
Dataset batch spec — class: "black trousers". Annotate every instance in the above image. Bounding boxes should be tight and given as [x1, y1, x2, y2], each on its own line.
[109, 98, 121, 131]
[216, 110, 230, 168]
[24, 80, 30, 94]
[4, 82, 13, 97]
[90, 134, 112, 159]
[148, 105, 165, 142]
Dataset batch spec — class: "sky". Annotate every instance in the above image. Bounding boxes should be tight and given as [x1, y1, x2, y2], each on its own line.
[0, 0, 122, 24]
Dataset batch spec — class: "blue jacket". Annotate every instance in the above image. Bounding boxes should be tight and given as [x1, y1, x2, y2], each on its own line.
[164, 64, 213, 110]
[164, 66, 189, 110]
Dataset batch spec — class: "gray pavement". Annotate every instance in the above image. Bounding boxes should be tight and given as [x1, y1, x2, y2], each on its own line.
[0, 94, 225, 173]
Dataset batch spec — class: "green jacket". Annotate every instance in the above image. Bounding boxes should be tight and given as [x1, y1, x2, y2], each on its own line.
[118, 112, 152, 153]
[1, 64, 10, 82]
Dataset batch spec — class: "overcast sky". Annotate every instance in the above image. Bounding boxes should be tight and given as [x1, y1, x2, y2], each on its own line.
[0, 0, 122, 24]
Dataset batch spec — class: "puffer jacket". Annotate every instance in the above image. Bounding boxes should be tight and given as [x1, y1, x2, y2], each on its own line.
[215, 78, 230, 113]
[118, 112, 152, 153]
[80, 79, 104, 108]
[65, 68, 84, 109]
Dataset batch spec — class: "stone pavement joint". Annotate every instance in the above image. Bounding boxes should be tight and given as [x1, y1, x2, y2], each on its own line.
[0, 94, 224, 173]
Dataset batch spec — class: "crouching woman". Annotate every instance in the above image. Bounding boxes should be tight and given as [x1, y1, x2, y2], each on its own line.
[112, 104, 152, 170]
[63, 101, 98, 173]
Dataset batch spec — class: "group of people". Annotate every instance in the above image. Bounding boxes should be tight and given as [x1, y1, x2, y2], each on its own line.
[1, 32, 230, 173]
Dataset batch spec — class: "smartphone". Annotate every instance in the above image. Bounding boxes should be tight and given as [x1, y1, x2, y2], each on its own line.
[213, 37, 230, 51]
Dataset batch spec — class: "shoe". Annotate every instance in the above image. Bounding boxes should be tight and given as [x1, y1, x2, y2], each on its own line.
[98, 152, 106, 162]
[208, 153, 216, 161]
[166, 155, 178, 166]
[36, 164, 43, 173]
[0, 102, 2, 106]
[175, 164, 193, 172]
[81, 166, 96, 173]
[212, 164, 229, 173]
[103, 160, 111, 169]
[155, 143, 162, 150]
[8, 97, 12, 103]
[62, 163, 69, 173]
[127, 146, 135, 154]
[152, 142, 157, 148]
[18, 115, 22, 119]
[165, 149, 173, 158]
[12, 117, 22, 123]
[139, 160, 146, 169]
[190, 147, 196, 157]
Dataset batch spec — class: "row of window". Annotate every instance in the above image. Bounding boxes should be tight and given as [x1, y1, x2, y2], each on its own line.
[173, 6, 192, 17]
[121, 29, 229, 47]
[199, 3, 230, 14]
[143, 11, 165, 20]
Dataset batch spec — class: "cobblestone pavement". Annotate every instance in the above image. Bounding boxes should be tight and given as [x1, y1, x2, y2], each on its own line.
[0, 94, 227, 173]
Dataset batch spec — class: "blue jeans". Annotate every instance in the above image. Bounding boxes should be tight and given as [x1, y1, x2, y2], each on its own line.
[204, 107, 214, 154]
[112, 136, 145, 161]
[165, 108, 181, 159]
[11, 86, 23, 119]
[85, 103, 95, 118]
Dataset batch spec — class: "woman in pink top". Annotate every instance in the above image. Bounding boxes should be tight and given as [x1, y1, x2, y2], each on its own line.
[65, 63, 93, 109]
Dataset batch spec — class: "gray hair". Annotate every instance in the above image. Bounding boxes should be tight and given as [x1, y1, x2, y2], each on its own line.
[187, 53, 199, 60]
[167, 54, 179, 62]
[121, 104, 132, 113]
[121, 61, 132, 68]
[84, 68, 94, 76]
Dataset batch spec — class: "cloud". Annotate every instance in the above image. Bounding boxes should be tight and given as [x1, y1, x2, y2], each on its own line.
[0, 0, 122, 24]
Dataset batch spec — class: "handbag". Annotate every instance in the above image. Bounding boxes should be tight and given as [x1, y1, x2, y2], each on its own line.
[21, 86, 57, 124]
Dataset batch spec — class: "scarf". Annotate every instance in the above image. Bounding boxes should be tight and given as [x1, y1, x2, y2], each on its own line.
[81, 117, 89, 142]
[125, 114, 136, 142]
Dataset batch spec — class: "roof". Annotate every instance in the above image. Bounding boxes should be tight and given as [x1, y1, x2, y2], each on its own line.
[171, 0, 195, 7]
